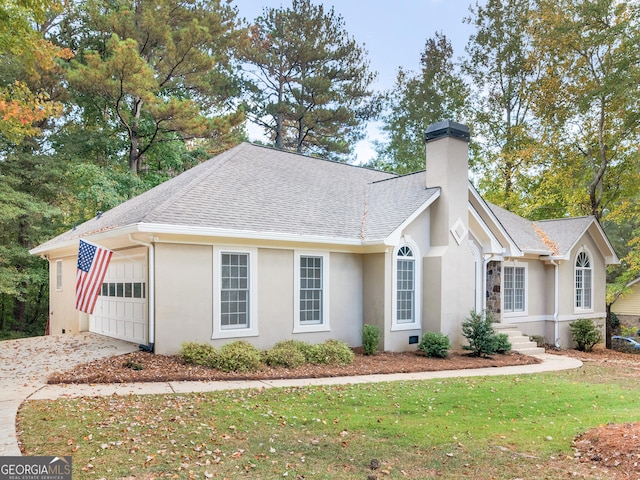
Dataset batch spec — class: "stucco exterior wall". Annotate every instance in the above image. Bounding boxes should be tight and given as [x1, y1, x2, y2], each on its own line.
[154, 243, 214, 353]
[363, 253, 385, 351]
[153, 244, 365, 355]
[48, 255, 83, 335]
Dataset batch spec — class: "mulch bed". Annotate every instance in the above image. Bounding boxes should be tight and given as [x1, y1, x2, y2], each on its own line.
[47, 349, 540, 385]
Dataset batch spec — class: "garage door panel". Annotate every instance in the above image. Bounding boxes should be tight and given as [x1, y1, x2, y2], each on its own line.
[91, 251, 148, 345]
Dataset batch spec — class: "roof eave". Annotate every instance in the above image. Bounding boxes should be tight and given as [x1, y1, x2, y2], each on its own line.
[382, 189, 441, 246]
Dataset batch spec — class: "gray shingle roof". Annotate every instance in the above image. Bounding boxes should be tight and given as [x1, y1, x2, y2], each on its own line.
[488, 202, 598, 256]
[488, 203, 550, 253]
[535, 216, 595, 256]
[35, 143, 439, 250]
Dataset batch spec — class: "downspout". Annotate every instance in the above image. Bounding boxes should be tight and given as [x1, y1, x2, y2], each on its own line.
[550, 259, 560, 348]
[129, 234, 155, 353]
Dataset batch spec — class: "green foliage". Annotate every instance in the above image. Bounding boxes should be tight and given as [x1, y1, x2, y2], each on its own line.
[461, 310, 509, 357]
[619, 324, 636, 338]
[569, 319, 603, 352]
[59, 0, 245, 173]
[241, 0, 377, 160]
[361, 324, 381, 355]
[179, 342, 218, 368]
[263, 340, 307, 368]
[19, 364, 640, 479]
[306, 340, 355, 365]
[464, 0, 540, 213]
[493, 333, 512, 354]
[418, 331, 451, 358]
[376, 32, 468, 173]
[216, 341, 263, 373]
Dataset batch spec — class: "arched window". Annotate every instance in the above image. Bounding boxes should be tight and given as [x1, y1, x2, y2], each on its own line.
[575, 250, 592, 310]
[396, 245, 415, 324]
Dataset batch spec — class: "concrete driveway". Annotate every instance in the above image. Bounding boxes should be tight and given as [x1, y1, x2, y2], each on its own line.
[0, 333, 138, 456]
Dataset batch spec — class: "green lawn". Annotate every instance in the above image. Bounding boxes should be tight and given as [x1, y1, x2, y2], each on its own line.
[18, 363, 640, 479]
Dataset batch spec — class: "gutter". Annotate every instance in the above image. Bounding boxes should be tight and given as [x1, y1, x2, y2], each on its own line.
[129, 234, 156, 353]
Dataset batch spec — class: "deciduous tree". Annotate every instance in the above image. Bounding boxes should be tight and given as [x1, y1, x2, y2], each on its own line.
[375, 33, 467, 173]
[464, 0, 540, 213]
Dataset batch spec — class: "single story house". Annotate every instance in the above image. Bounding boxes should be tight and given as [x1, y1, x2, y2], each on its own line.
[31, 121, 619, 354]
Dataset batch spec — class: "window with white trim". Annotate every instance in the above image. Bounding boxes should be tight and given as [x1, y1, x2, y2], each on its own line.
[300, 256, 323, 324]
[575, 250, 592, 310]
[213, 247, 258, 339]
[221, 252, 250, 329]
[294, 252, 330, 333]
[55, 260, 63, 291]
[504, 265, 526, 313]
[396, 245, 416, 325]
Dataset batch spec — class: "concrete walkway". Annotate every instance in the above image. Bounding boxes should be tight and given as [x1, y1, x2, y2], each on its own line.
[1, 334, 583, 458]
[0, 333, 139, 456]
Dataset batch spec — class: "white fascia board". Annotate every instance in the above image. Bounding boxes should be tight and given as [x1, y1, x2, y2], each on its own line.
[383, 189, 441, 246]
[29, 224, 142, 256]
[469, 203, 504, 253]
[136, 223, 364, 247]
[582, 220, 620, 265]
[468, 185, 523, 257]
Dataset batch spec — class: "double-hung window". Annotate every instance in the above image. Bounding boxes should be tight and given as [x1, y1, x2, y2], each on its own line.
[220, 252, 250, 329]
[213, 247, 258, 339]
[575, 251, 592, 310]
[300, 256, 323, 324]
[504, 265, 526, 313]
[294, 252, 330, 332]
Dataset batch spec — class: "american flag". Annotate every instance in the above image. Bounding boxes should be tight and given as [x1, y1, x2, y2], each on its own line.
[75, 239, 113, 314]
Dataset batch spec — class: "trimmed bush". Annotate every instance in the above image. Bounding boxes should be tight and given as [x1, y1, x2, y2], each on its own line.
[361, 324, 381, 355]
[569, 318, 602, 352]
[307, 340, 355, 365]
[216, 341, 263, 372]
[418, 331, 451, 358]
[492, 333, 512, 354]
[263, 340, 307, 368]
[179, 341, 218, 368]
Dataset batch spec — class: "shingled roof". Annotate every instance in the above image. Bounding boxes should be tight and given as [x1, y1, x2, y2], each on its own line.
[488, 202, 604, 257]
[34, 143, 440, 251]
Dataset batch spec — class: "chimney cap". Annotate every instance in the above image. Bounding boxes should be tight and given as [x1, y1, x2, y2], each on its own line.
[424, 120, 470, 143]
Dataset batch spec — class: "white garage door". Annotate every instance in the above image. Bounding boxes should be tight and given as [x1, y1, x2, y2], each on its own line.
[90, 249, 148, 345]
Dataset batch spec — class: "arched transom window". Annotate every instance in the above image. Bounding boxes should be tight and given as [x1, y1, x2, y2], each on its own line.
[575, 251, 592, 310]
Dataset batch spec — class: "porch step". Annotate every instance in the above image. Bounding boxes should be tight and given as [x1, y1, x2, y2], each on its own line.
[492, 323, 546, 356]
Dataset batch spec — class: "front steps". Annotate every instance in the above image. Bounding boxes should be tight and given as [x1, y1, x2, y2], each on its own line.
[492, 323, 545, 356]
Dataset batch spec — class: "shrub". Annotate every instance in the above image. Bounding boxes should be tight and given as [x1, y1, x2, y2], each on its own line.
[179, 342, 218, 368]
[361, 324, 381, 355]
[569, 318, 602, 352]
[492, 333, 512, 354]
[418, 331, 451, 358]
[263, 340, 307, 368]
[620, 324, 636, 338]
[530, 335, 545, 348]
[216, 341, 263, 372]
[462, 310, 498, 357]
[307, 340, 355, 365]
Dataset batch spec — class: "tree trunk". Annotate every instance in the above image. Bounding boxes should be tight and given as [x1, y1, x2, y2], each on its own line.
[605, 303, 612, 349]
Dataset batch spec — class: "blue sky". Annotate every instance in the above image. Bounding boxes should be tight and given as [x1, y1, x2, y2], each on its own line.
[232, 0, 480, 163]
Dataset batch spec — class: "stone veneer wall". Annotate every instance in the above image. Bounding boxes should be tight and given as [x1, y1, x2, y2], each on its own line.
[486, 260, 502, 321]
